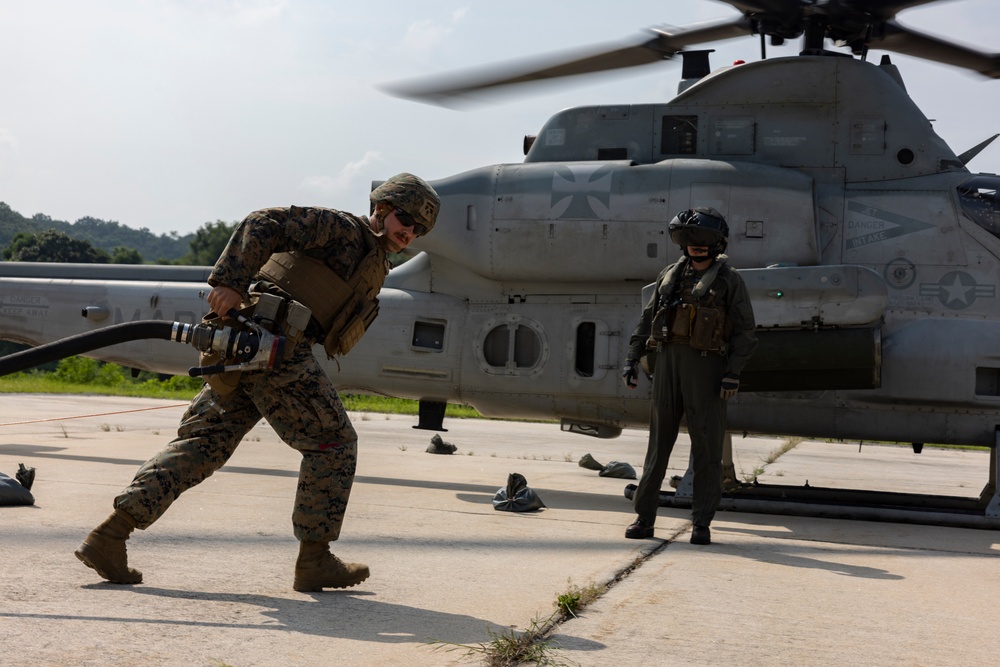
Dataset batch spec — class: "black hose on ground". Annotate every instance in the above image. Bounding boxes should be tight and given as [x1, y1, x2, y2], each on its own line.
[0, 321, 185, 378]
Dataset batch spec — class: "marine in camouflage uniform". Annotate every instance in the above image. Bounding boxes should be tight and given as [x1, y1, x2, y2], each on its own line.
[75, 174, 440, 591]
[621, 208, 757, 546]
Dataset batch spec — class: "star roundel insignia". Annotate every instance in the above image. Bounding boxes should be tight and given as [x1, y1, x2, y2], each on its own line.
[935, 271, 977, 309]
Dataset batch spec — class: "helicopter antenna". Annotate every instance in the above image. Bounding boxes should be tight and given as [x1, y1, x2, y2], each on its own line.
[958, 134, 1000, 166]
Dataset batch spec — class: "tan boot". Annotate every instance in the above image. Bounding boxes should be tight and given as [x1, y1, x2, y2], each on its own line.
[74, 508, 143, 584]
[293, 540, 369, 592]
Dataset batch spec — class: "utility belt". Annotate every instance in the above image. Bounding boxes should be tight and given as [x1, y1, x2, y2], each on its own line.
[647, 301, 728, 353]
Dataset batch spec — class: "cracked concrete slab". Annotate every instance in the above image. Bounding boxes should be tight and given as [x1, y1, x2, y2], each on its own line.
[2, 394, 997, 666]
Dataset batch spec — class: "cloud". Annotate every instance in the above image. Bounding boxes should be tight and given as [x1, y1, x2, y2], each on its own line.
[0, 128, 18, 156]
[298, 151, 385, 198]
[0, 129, 19, 178]
[401, 7, 469, 56]
[231, 0, 290, 26]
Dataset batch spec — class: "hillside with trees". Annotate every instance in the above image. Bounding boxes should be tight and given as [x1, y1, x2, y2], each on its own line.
[0, 202, 238, 265]
[0, 201, 194, 262]
[3, 230, 118, 263]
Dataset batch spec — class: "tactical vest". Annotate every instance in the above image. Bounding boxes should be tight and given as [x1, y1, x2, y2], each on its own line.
[258, 231, 388, 358]
[648, 258, 732, 353]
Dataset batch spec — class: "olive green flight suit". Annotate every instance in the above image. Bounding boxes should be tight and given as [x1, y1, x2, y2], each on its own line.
[628, 255, 757, 527]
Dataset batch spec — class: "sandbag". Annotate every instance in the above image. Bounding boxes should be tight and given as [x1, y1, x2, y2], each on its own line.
[492, 472, 545, 512]
[0, 470, 34, 506]
[599, 461, 637, 479]
[579, 454, 637, 479]
[426, 434, 457, 455]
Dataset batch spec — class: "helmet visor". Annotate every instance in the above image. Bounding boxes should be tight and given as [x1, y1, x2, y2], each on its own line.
[670, 227, 724, 248]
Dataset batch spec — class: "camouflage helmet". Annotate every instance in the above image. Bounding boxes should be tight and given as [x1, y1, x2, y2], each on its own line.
[369, 173, 441, 235]
[668, 206, 729, 258]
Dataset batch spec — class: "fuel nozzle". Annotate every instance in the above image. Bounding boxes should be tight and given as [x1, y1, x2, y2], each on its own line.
[172, 308, 286, 378]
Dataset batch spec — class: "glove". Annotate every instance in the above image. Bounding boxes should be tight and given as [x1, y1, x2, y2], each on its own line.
[720, 373, 740, 400]
[622, 359, 639, 389]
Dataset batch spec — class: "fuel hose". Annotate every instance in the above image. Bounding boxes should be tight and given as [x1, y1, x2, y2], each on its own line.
[0, 321, 191, 378]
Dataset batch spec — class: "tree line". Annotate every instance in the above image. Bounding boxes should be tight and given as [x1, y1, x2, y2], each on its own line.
[0, 202, 236, 266]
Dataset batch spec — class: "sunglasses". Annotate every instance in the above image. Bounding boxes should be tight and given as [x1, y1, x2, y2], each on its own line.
[394, 208, 428, 237]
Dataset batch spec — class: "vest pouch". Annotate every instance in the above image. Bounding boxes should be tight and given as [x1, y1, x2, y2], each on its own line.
[327, 314, 364, 357]
[649, 306, 672, 343]
[323, 298, 380, 358]
[671, 303, 694, 338]
[690, 306, 725, 351]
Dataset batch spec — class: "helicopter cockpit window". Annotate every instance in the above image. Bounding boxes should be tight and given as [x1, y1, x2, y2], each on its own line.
[957, 176, 1000, 239]
[661, 115, 698, 155]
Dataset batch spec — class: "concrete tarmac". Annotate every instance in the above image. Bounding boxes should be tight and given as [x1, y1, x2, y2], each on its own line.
[1, 394, 998, 666]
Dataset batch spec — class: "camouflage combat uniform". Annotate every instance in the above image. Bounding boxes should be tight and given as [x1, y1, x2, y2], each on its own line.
[115, 206, 387, 542]
[627, 255, 757, 527]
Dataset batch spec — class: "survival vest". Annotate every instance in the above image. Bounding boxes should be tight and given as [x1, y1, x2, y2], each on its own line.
[647, 256, 733, 353]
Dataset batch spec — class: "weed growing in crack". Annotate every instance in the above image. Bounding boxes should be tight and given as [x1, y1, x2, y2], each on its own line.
[428, 612, 575, 666]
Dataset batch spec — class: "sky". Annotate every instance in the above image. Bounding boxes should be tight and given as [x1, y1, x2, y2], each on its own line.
[1, 0, 998, 237]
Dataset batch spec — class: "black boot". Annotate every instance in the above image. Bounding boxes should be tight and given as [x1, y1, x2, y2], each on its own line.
[690, 525, 711, 545]
[625, 516, 655, 539]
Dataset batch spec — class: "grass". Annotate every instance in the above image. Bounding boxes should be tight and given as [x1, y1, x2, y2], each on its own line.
[341, 394, 481, 419]
[429, 580, 601, 665]
[555, 580, 602, 618]
[0, 366, 483, 418]
[740, 435, 802, 482]
[430, 614, 568, 667]
[0, 372, 200, 400]
[764, 437, 802, 464]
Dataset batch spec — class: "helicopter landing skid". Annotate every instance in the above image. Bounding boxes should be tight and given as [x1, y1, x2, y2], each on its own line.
[630, 429, 1000, 530]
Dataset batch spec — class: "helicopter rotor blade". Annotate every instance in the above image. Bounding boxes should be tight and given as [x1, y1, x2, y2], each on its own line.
[383, 1, 1000, 108]
[871, 18, 1000, 78]
[722, 0, 942, 20]
[841, 0, 948, 16]
[382, 16, 753, 107]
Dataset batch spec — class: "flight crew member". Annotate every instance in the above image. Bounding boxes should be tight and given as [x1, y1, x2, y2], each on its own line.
[75, 173, 441, 590]
[622, 207, 756, 545]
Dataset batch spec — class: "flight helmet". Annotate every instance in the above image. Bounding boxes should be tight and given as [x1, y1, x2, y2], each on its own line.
[668, 207, 729, 258]
[369, 173, 441, 236]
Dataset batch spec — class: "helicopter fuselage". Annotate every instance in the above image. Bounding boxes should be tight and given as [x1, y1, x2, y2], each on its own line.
[2, 54, 999, 449]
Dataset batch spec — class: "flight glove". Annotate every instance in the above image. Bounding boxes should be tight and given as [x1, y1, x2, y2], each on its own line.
[720, 373, 740, 399]
[622, 359, 638, 389]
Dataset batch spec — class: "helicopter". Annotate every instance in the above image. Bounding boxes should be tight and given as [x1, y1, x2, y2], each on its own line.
[2, 0, 1000, 526]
